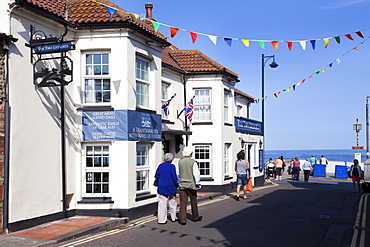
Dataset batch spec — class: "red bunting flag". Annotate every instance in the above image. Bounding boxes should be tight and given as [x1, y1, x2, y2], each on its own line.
[286, 41, 293, 51]
[345, 34, 354, 40]
[271, 41, 278, 50]
[170, 27, 179, 38]
[301, 79, 306, 84]
[190, 32, 198, 44]
[356, 31, 364, 38]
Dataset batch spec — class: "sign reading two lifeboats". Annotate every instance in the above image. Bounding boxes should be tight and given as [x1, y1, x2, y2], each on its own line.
[234, 117, 262, 135]
[34, 41, 75, 54]
[82, 110, 162, 142]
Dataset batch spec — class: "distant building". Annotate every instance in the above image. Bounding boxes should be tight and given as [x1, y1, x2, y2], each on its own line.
[0, 0, 263, 232]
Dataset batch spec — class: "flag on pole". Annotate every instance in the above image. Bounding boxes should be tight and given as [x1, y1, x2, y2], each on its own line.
[161, 93, 176, 116]
[183, 97, 194, 122]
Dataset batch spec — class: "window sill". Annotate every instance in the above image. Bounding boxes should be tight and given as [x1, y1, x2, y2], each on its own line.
[135, 193, 157, 202]
[77, 106, 114, 111]
[224, 176, 233, 181]
[192, 122, 213, 125]
[135, 107, 157, 114]
[77, 197, 114, 204]
[224, 123, 233, 126]
[200, 177, 214, 182]
[162, 119, 175, 124]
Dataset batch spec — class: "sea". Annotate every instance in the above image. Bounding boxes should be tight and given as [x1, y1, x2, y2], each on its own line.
[264, 149, 369, 163]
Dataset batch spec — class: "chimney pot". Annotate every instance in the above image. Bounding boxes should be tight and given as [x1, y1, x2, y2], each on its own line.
[145, 3, 153, 19]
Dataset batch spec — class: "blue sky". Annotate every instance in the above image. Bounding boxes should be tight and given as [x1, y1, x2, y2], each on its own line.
[111, 0, 370, 150]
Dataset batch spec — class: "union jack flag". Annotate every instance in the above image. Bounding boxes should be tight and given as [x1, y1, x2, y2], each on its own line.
[162, 93, 176, 116]
[183, 97, 194, 122]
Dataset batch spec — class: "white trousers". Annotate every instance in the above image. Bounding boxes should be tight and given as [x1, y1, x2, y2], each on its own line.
[157, 194, 177, 223]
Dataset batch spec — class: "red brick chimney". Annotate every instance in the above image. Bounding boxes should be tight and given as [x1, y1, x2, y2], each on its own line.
[145, 3, 153, 19]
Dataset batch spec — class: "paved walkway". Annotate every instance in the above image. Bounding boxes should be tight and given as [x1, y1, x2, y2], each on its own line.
[0, 192, 223, 247]
[0, 175, 358, 246]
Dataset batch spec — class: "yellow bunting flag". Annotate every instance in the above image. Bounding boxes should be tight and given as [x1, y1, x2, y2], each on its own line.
[323, 38, 329, 48]
[241, 39, 250, 47]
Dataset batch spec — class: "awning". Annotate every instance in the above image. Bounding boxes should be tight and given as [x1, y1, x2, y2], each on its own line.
[162, 129, 192, 136]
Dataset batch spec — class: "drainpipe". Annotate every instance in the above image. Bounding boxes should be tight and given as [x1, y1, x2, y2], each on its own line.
[182, 74, 188, 146]
[3, 47, 10, 232]
[60, 25, 68, 218]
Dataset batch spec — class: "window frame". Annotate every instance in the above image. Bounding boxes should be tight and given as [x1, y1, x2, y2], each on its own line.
[136, 143, 151, 194]
[224, 90, 229, 123]
[161, 82, 170, 120]
[194, 89, 212, 122]
[136, 57, 150, 107]
[82, 144, 111, 197]
[194, 145, 212, 177]
[82, 51, 111, 105]
[224, 143, 231, 176]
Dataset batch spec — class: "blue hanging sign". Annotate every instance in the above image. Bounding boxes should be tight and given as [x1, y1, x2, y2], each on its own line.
[34, 41, 75, 54]
[82, 110, 162, 142]
[234, 117, 262, 135]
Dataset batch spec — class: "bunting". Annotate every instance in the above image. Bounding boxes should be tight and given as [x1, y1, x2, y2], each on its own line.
[93, 0, 369, 51]
[252, 37, 368, 103]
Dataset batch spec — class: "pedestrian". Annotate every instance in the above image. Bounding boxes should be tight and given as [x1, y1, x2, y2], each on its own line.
[265, 158, 275, 179]
[274, 156, 283, 180]
[349, 159, 363, 193]
[292, 157, 301, 181]
[154, 153, 178, 224]
[320, 155, 328, 165]
[281, 156, 286, 174]
[288, 159, 294, 176]
[235, 150, 250, 200]
[302, 158, 312, 182]
[309, 154, 317, 175]
[178, 147, 202, 225]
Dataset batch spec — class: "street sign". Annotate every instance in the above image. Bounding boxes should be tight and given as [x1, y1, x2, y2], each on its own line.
[352, 146, 364, 150]
[34, 41, 75, 54]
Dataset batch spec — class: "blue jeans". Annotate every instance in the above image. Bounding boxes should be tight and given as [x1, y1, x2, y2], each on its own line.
[292, 167, 300, 180]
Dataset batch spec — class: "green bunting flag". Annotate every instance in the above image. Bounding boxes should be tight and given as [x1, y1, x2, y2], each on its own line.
[150, 21, 161, 32]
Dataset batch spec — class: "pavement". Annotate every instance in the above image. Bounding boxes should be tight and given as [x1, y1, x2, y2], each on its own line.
[0, 175, 364, 247]
[0, 192, 224, 247]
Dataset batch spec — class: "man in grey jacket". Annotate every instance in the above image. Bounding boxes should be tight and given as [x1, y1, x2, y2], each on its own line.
[178, 146, 202, 225]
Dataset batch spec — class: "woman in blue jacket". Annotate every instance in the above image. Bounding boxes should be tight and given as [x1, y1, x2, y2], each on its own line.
[155, 153, 178, 224]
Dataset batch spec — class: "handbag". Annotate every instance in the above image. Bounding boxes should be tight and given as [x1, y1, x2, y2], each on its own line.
[246, 179, 253, 192]
[153, 177, 159, 186]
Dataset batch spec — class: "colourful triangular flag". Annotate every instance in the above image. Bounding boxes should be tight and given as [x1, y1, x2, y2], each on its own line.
[321, 68, 326, 72]
[356, 31, 364, 38]
[329, 63, 333, 67]
[271, 41, 278, 50]
[301, 79, 306, 84]
[170, 27, 179, 38]
[257, 41, 265, 49]
[310, 40, 316, 50]
[334, 36, 341, 44]
[323, 38, 329, 48]
[106, 6, 117, 18]
[208, 35, 217, 45]
[293, 85, 296, 90]
[345, 34, 354, 40]
[130, 13, 140, 19]
[224, 38, 232, 47]
[315, 71, 320, 75]
[150, 21, 160, 32]
[286, 41, 293, 51]
[190, 32, 198, 44]
[299, 41, 306, 50]
[241, 39, 250, 47]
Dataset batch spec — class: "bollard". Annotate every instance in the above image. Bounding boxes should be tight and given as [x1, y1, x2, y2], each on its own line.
[364, 159, 370, 181]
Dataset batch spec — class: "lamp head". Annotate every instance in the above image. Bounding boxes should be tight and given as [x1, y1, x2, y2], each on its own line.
[269, 61, 279, 68]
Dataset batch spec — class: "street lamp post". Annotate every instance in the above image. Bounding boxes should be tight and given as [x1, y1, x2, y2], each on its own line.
[366, 96, 370, 160]
[261, 54, 279, 155]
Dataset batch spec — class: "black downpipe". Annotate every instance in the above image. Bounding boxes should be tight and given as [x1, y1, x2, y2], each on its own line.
[182, 74, 189, 146]
[60, 25, 68, 218]
[3, 48, 10, 231]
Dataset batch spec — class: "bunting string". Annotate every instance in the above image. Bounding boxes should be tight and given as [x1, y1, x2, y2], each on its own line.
[92, 0, 370, 51]
[252, 38, 369, 104]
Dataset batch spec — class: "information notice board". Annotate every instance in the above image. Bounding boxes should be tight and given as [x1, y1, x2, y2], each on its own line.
[82, 110, 162, 142]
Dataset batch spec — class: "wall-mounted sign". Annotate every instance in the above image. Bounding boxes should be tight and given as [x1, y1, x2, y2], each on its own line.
[82, 110, 162, 142]
[34, 41, 75, 54]
[234, 117, 262, 135]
